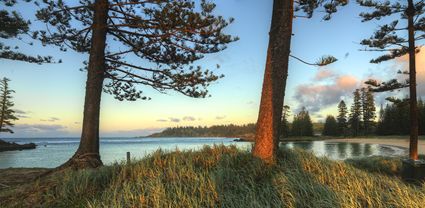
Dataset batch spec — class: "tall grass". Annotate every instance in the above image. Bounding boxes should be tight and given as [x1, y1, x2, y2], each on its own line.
[2, 145, 425, 207]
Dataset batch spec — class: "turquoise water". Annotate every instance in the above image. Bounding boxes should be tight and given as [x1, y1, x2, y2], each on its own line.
[0, 138, 408, 168]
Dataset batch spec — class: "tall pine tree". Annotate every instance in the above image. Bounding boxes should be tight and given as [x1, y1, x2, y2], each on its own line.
[358, 0, 422, 159]
[36, 0, 237, 169]
[337, 100, 348, 136]
[350, 89, 362, 137]
[361, 87, 376, 135]
[0, 78, 18, 134]
[253, 0, 346, 163]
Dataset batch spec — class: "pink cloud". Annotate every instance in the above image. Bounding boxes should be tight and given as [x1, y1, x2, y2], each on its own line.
[394, 48, 425, 97]
[313, 69, 336, 81]
[294, 73, 359, 112]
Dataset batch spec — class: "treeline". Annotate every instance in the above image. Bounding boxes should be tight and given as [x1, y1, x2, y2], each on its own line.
[322, 87, 425, 137]
[148, 124, 256, 138]
[376, 99, 425, 135]
[281, 106, 314, 137]
[322, 87, 376, 137]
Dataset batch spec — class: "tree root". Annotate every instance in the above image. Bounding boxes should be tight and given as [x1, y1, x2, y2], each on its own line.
[38, 153, 103, 178]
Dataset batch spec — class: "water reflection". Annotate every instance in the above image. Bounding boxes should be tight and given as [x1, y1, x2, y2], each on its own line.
[281, 141, 408, 160]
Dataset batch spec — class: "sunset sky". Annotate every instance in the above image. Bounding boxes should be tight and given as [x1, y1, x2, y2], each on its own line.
[1, 0, 424, 137]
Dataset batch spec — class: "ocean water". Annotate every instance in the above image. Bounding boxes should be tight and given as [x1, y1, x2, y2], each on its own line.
[0, 138, 408, 168]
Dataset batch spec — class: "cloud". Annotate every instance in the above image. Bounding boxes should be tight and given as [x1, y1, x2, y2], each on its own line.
[313, 69, 336, 81]
[157, 116, 197, 122]
[216, 115, 226, 120]
[169, 117, 180, 123]
[15, 124, 67, 132]
[40, 117, 60, 122]
[183, 116, 196, 121]
[7, 123, 71, 137]
[294, 73, 359, 113]
[393, 48, 425, 98]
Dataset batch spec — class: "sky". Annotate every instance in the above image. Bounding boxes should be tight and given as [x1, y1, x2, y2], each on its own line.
[1, 0, 424, 137]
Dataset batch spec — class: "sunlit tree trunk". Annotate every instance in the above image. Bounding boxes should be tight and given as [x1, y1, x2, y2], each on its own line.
[62, 0, 108, 169]
[407, 0, 419, 160]
[253, 0, 293, 163]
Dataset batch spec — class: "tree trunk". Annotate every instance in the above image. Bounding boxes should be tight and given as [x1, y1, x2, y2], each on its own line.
[60, 0, 108, 169]
[252, 0, 293, 163]
[407, 0, 419, 160]
[0, 83, 6, 133]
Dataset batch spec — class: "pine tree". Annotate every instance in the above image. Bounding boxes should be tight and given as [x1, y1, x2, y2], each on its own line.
[337, 100, 348, 136]
[281, 105, 291, 138]
[358, 0, 422, 159]
[253, 0, 346, 163]
[0, 1, 52, 63]
[0, 78, 18, 134]
[291, 107, 313, 137]
[349, 89, 362, 137]
[35, 0, 237, 169]
[376, 103, 385, 135]
[362, 87, 376, 135]
[323, 115, 338, 136]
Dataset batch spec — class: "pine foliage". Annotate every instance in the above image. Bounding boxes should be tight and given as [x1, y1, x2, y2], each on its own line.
[0, 77, 18, 134]
[35, 0, 238, 101]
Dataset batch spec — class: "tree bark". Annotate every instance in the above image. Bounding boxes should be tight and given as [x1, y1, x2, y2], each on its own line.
[252, 0, 293, 163]
[61, 0, 108, 169]
[407, 0, 419, 160]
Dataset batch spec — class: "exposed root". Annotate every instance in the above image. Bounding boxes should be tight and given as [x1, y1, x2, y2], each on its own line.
[38, 153, 103, 178]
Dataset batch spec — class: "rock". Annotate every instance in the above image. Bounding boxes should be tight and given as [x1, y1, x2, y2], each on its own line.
[0, 139, 36, 152]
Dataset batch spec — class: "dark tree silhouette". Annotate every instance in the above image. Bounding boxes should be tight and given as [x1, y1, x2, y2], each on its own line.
[291, 107, 313, 137]
[36, 0, 237, 169]
[337, 100, 348, 136]
[361, 87, 376, 135]
[349, 89, 362, 137]
[322, 115, 338, 136]
[0, 78, 18, 134]
[358, 0, 424, 159]
[253, 0, 346, 163]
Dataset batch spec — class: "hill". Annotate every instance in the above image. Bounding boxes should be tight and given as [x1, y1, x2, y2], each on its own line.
[146, 124, 256, 140]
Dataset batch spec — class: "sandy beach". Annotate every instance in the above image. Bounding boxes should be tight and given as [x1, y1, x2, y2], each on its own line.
[328, 137, 425, 154]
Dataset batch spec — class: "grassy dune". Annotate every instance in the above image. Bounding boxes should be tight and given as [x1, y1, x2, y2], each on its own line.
[1, 145, 425, 207]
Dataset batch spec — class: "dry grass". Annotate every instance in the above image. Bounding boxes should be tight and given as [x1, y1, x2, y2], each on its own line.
[1, 145, 425, 207]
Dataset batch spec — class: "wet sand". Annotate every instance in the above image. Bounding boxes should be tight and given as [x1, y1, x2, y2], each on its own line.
[328, 138, 425, 154]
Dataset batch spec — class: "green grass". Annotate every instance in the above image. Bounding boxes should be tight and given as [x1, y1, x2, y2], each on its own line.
[1, 145, 425, 208]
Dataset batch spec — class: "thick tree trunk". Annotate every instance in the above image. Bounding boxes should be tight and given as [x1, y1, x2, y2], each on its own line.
[60, 0, 108, 169]
[407, 0, 419, 160]
[252, 0, 293, 163]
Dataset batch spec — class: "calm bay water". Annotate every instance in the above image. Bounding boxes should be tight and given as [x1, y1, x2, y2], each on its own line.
[0, 137, 408, 168]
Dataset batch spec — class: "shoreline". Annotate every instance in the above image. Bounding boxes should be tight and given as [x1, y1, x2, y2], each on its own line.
[327, 138, 425, 154]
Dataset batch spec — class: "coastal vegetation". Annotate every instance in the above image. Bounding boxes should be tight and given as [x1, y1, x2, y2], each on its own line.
[147, 124, 256, 139]
[1, 146, 424, 207]
[2, 0, 425, 206]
